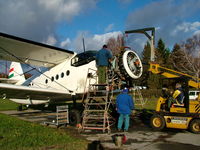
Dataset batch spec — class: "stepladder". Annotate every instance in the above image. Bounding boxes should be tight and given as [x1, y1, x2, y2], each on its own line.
[81, 69, 115, 133]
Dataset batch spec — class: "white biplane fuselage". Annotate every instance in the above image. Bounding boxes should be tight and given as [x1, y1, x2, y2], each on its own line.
[11, 57, 97, 104]
[28, 54, 96, 94]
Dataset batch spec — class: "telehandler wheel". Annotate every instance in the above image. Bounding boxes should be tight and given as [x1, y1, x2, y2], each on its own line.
[150, 114, 165, 130]
[189, 119, 200, 134]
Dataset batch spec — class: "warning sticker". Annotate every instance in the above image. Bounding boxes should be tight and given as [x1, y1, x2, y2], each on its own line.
[171, 117, 187, 124]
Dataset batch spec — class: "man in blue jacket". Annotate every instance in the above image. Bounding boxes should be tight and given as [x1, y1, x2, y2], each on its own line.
[116, 87, 134, 132]
[96, 45, 113, 84]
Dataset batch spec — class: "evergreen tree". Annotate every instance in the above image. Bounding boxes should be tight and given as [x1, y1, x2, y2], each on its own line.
[156, 38, 170, 65]
[140, 41, 151, 87]
[147, 39, 167, 89]
[169, 43, 183, 69]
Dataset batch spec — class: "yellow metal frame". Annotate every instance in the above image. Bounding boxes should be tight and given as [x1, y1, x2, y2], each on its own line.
[149, 63, 200, 89]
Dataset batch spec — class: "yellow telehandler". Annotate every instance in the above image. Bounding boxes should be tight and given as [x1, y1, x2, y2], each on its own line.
[149, 63, 200, 133]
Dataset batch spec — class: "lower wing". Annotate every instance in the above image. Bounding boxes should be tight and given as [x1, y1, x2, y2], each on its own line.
[0, 83, 72, 104]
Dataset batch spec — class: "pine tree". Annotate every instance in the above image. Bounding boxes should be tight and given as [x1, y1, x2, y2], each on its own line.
[156, 38, 170, 65]
[140, 41, 151, 87]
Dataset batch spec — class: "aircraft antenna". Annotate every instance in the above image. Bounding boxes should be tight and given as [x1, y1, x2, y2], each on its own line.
[82, 36, 86, 53]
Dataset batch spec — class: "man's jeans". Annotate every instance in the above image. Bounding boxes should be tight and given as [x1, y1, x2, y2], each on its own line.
[117, 114, 130, 131]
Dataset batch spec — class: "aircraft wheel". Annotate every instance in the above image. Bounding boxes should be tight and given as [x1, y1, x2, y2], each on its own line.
[189, 119, 200, 134]
[69, 109, 81, 126]
[150, 114, 165, 130]
[17, 105, 23, 111]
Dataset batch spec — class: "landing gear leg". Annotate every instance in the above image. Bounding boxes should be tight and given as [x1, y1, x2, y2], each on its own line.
[17, 104, 23, 111]
[72, 95, 77, 108]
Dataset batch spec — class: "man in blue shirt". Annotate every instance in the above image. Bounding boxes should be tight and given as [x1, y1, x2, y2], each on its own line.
[96, 45, 113, 84]
[116, 88, 134, 132]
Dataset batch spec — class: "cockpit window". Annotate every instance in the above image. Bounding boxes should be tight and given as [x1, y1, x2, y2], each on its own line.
[71, 50, 97, 67]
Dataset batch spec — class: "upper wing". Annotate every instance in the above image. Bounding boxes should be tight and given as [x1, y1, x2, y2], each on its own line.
[0, 83, 71, 104]
[0, 32, 75, 67]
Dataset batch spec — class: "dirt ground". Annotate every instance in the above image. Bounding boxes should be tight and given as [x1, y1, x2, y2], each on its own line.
[1, 109, 200, 150]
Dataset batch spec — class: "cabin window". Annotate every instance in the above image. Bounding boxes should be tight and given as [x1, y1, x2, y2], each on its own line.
[66, 70, 70, 76]
[61, 72, 64, 78]
[45, 79, 48, 84]
[56, 74, 59, 80]
[51, 76, 54, 82]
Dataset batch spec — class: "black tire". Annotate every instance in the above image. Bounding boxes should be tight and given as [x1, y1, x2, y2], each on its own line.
[150, 114, 165, 130]
[17, 105, 23, 111]
[189, 119, 200, 134]
[69, 109, 81, 126]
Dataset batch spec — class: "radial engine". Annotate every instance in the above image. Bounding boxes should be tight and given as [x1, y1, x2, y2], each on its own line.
[108, 47, 143, 87]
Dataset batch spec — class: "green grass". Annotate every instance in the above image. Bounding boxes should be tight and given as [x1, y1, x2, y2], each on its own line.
[0, 113, 88, 150]
[135, 97, 158, 110]
[0, 99, 19, 111]
[0, 99, 88, 150]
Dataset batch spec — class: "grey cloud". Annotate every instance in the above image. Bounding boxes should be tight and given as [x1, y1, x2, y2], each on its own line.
[0, 0, 97, 46]
[72, 31, 122, 53]
[126, 0, 200, 51]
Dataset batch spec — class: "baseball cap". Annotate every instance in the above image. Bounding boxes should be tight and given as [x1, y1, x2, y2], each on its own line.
[122, 87, 128, 93]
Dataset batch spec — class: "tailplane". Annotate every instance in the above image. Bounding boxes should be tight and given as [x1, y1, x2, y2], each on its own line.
[8, 62, 25, 85]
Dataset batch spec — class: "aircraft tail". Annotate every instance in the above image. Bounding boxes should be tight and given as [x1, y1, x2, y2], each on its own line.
[8, 62, 26, 84]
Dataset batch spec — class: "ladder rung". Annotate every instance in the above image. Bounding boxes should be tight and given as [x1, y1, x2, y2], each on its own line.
[86, 103, 107, 105]
[83, 127, 107, 130]
[83, 117, 105, 119]
[84, 114, 104, 117]
[90, 84, 108, 86]
[84, 110, 105, 112]
[83, 124, 104, 127]
[89, 90, 108, 93]
[88, 96, 107, 99]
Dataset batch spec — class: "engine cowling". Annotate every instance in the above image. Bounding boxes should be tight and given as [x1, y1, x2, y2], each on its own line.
[118, 48, 143, 79]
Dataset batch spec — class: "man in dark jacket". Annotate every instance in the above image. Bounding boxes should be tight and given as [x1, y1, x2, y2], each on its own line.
[96, 45, 113, 84]
[116, 88, 134, 131]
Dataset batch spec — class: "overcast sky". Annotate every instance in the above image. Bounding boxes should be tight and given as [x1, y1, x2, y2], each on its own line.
[0, 0, 200, 54]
